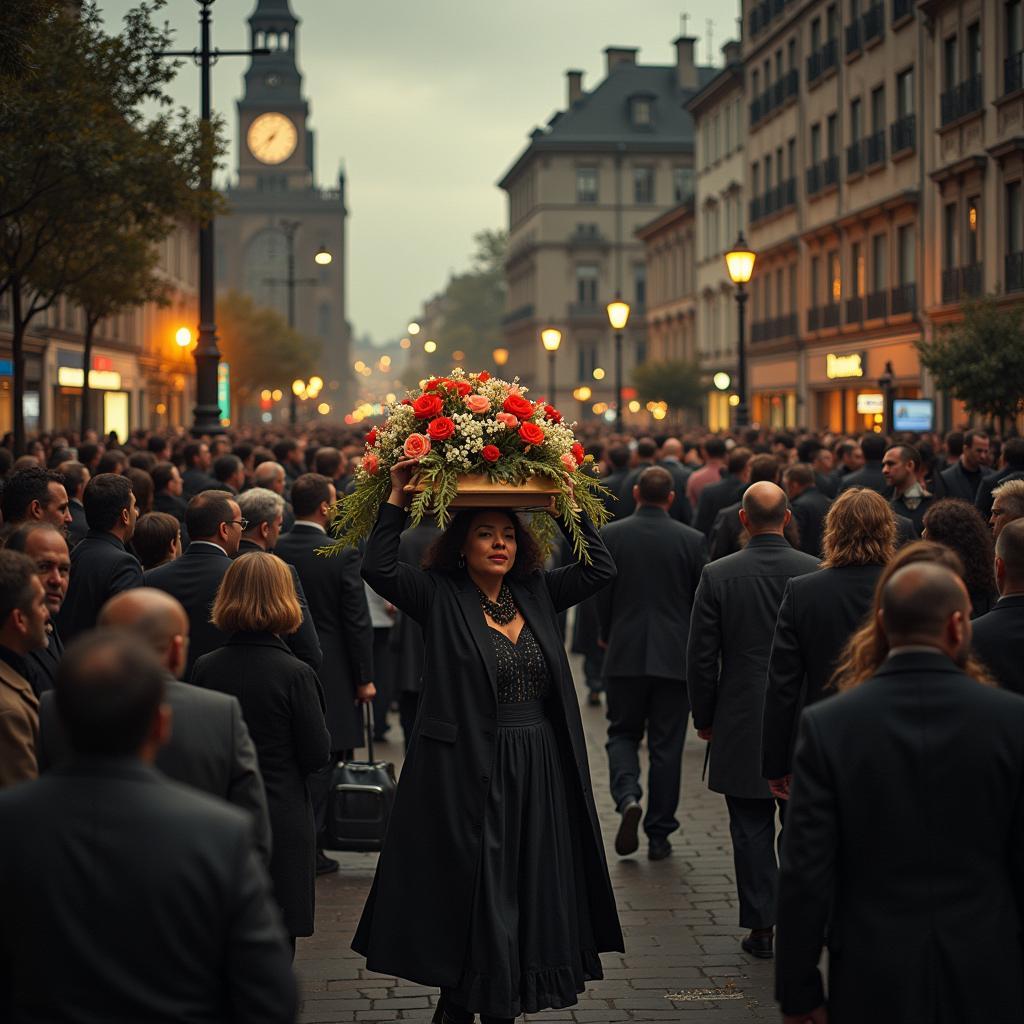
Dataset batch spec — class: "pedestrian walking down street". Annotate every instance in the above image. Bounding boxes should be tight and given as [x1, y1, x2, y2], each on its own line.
[353, 458, 623, 1024]
[598, 466, 707, 861]
[687, 482, 819, 961]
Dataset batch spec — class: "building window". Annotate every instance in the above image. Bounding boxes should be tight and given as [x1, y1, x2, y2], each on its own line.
[633, 166, 655, 204]
[631, 96, 654, 127]
[944, 35, 959, 92]
[752, 161, 760, 198]
[673, 167, 694, 202]
[576, 167, 598, 204]
[811, 17, 821, 51]
[850, 96, 863, 142]
[967, 196, 981, 264]
[828, 249, 841, 302]
[1007, 181, 1022, 254]
[633, 262, 647, 307]
[967, 22, 981, 79]
[811, 123, 822, 164]
[897, 68, 914, 116]
[788, 264, 797, 312]
[852, 241, 865, 297]
[1010, 1, 1024, 59]
[576, 264, 599, 305]
[898, 224, 915, 283]
[943, 202, 959, 268]
[871, 85, 885, 133]
[764, 153, 773, 190]
[810, 255, 821, 306]
[871, 233, 886, 292]
[827, 112, 838, 154]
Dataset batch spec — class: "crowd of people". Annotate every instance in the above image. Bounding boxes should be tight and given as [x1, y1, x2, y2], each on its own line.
[0, 418, 1022, 1022]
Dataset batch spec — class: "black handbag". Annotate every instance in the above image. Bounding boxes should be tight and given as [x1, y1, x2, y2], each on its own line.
[320, 704, 397, 852]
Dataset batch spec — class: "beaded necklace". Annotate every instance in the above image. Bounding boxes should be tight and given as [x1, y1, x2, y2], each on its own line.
[477, 582, 517, 625]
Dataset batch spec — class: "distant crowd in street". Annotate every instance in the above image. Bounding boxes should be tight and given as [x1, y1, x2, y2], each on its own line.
[0, 415, 1023, 1022]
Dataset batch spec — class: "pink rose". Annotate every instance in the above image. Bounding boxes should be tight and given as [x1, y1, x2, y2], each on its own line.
[495, 412, 519, 429]
[403, 433, 431, 459]
[560, 453, 576, 472]
[464, 394, 491, 415]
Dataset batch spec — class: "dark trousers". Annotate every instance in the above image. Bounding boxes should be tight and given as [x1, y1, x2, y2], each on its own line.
[605, 675, 689, 840]
[582, 650, 604, 694]
[371, 628, 393, 738]
[724, 795, 786, 930]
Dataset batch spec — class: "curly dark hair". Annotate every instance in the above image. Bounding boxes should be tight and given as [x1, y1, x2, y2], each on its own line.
[423, 508, 545, 579]
[922, 498, 996, 604]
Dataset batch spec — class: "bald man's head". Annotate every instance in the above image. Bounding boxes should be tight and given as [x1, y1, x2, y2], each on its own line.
[880, 563, 971, 664]
[740, 481, 790, 535]
[98, 588, 190, 679]
[660, 438, 683, 459]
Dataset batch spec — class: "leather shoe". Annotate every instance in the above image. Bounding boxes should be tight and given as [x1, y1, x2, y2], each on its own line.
[741, 929, 774, 959]
[316, 851, 339, 876]
[615, 799, 642, 856]
[647, 838, 672, 861]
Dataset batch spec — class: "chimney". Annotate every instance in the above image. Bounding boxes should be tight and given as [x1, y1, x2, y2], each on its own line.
[674, 36, 698, 90]
[604, 46, 638, 75]
[566, 69, 584, 107]
[721, 39, 741, 66]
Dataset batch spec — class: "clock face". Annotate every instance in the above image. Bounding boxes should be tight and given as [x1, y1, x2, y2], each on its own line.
[247, 112, 297, 165]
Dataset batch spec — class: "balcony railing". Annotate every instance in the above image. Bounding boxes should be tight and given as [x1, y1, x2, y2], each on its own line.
[807, 306, 821, 331]
[847, 139, 864, 176]
[567, 301, 602, 319]
[941, 75, 984, 127]
[845, 20, 862, 56]
[846, 296, 864, 322]
[1006, 52, 1024, 96]
[823, 153, 839, 186]
[806, 164, 822, 196]
[865, 129, 886, 167]
[962, 261, 983, 297]
[806, 155, 839, 196]
[891, 282, 916, 314]
[750, 96, 763, 127]
[866, 290, 888, 319]
[783, 68, 799, 100]
[749, 179, 797, 223]
[893, 0, 913, 22]
[942, 263, 984, 303]
[823, 303, 840, 328]
[501, 303, 534, 325]
[751, 314, 798, 343]
[863, 3, 884, 45]
[807, 39, 838, 85]
[1007, 251, 1024, 293]
[891, 113, 916, 155]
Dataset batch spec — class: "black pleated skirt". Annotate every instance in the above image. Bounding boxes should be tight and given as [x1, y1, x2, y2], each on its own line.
[445, 700, 602, 1018]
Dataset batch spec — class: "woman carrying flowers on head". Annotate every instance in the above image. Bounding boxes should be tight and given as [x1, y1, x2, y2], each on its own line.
[345, 370, 623, 1024]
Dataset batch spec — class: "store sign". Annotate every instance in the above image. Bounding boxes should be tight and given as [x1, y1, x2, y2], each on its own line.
[57, 366, 122, 390]
[826, 352, 865, 379]
[856, 393, 884, 415]
[217, 362, 231, 425]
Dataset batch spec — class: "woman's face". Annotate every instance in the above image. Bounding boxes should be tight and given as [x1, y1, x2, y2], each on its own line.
[462, 512, 517, 580]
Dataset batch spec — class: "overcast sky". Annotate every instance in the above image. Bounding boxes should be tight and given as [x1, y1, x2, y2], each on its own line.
[99, 0, 737, 344]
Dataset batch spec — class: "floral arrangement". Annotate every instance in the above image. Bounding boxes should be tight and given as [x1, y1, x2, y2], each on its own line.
[326, 367, 612, 561]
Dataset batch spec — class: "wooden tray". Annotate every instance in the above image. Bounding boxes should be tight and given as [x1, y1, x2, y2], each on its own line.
[404, 473, 559, 511]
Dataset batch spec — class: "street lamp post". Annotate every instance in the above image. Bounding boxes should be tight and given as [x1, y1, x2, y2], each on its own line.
[606, 295, 631, 433]
[725, 233, 757, 430]
[540, 327, 561, 406]
[156, 1, 268, 436]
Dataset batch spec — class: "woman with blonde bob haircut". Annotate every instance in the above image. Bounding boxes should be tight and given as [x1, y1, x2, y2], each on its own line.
[192, 552, 331, 954]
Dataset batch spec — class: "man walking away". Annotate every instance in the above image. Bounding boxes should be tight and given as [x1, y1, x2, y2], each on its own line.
[687, 483, 819, 959]
[940, 427, 993, 502]
[783, 463, 830, 558]
[977, 437, 1024, 520]
[598, 467, 707, 861]
[775, 563, 1024, 1024]
[971, 518, 1024, 694]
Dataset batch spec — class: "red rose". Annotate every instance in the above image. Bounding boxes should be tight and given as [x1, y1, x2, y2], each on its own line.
[571, 441, 585, 466]
[544, 404, 563, 423]
[478, 372, 490, 382]
[362, 453, 380, 475]
[518, 422, 545, 446]
[424, 378, 447, 391]
[365, 427, 377, 447]
[503, 394, 535, 419]
[448, 380, 472, 396]
[401, 398, 413, 406]
[427, 416, 456, 441]
[481, 444, 500, 463]
[412, 393, 444, 419]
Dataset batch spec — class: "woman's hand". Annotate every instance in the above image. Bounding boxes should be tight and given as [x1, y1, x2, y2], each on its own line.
[387, 458, 420, 507]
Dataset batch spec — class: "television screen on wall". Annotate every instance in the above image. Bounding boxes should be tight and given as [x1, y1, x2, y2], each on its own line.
[893, 398, 934, 432]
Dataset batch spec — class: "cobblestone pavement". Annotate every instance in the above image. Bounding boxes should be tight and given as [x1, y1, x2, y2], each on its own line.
[296, 653, 779, 1023]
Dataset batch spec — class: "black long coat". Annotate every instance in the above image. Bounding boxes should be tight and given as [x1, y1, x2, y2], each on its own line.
[776, 651, 1024, 1022]
[57, 531, 143, 642]
[192, 633, 331, 937]
[352, 502, 624, 986]
[389, 521, 443, 695]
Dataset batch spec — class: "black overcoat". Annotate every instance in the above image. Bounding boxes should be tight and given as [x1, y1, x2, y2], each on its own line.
[352, 502, 623, 986]
[192, 633, 331, 937]
[388, 521, 443, 695]
[57, 531, 144, 642]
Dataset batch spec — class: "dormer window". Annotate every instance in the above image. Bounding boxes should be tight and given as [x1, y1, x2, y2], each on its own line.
[630, 94, 655, 128]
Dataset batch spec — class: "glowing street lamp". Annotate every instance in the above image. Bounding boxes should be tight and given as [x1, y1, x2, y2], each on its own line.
[424, 340, 437, 354]
[175, 326, 193, 348]
[540, 327, 561, 404]
[314, 246, 333, 266]
[290, 378, 306, 426]
[492, 347, 509, 367]
[713, 371, 731, 391]
[408, 322, 421, 336]
[725, 233, 757, 428]
[606, 295, 631, 432]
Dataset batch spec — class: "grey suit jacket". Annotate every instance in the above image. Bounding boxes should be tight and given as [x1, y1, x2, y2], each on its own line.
[37, 676, 272, 863]
[687, 533, 820, 798]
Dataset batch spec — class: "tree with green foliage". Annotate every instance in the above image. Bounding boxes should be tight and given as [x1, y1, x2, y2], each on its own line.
[216, 290, 320, 421]
[916, 296, 1024, 432]
[0, 1, 220, 450]
[633, 360, 706, 421]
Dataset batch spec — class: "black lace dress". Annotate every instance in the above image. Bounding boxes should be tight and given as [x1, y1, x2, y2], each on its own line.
[443, 622, 601, 1018]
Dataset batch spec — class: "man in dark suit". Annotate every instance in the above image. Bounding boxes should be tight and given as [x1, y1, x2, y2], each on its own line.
[797, 439, 837, 499]
[598, 445, 630, 519]
[4, 524, 69, 696]
[254, 459, 296, 531]
[656, 437, 694, 524]
[976, 437, 1024, 519]
[152, 461, 189, 525]
[694, 447, 752, 537]
[57, 460, 89, 547]
[598, 467, 707, 862]
[762, 488, 893, 795]
[783, 463, 830, 558]
[273, 438, 306, 491]
[614, 437, 658, 519]
[181, 440, 218, 499]
[971, 518, 1024, 693]
[0, 628, 296, 1022]
[939, 427, 993, 502]
[37, 587, 272, 862]
[831, 439, 864, 490]
[708, 453, 784, 560]
[775, 562, 1024, 1024]
[837, 433, 889, 494]
[212, 453, 246, 495]
[990, 477, 1024, 541]
[883, 443, 935, 535]
[0, 466, 73, 536]
[687, 482, 819, 959]
[57, 473, 142, 642]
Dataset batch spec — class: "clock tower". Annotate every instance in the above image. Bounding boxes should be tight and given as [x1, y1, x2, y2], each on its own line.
[217, 0, 351, 414]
